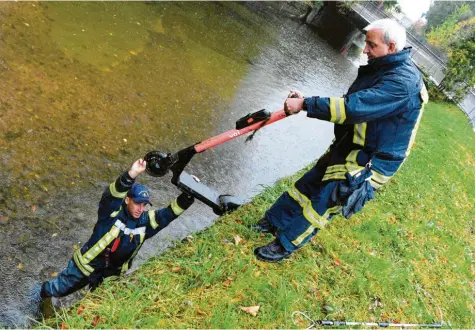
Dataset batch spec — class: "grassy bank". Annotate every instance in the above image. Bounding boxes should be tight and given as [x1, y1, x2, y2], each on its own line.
[44, 101, 474, 329]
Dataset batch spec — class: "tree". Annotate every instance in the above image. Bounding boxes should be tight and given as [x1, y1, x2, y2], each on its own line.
[424, 1, 475, 33]
[423, 2, 475, 102]
[441, 37, 475, 102]
[426, 4, 474, 52]
[378, 0, 401, 13]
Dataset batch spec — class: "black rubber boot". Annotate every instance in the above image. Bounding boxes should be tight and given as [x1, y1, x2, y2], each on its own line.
[254, 239, 293, 262]
[40, 297, 55, 318]
[250, 217, 277, 235]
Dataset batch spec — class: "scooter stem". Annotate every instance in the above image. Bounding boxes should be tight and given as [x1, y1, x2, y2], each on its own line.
[144, 108, 290, 215]
[194, 108, 286, 153]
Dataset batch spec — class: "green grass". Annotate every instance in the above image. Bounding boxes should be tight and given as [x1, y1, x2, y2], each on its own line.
[42, 101, 474, 329]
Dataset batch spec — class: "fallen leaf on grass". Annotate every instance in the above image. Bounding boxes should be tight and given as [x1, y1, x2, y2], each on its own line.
[91, 315, 100, 327]
[77, 305, 84, 315]
[333, 259, 342, 266]
[310, 287, 322, 299]
[231, 297, 242, 303]
[291, 279, 300, 289]
[234, 235, 242, 245]
[17, 263, 23, 270]
[61, 322, 67, 329]
[294, 316, 305, 326]
[240, 305, 260, 316]
[197, 309, 207, 316]
[223, 280, 231, 287]
[171, 267, 181, 272]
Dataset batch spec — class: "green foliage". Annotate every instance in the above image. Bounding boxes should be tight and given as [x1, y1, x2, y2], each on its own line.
[442, 38, 475, 102]
[425, 3, 475, 102]
[422, 75, 450, 103]
[313, 1, 323, 9]
[425, 0, 475, 33]
[40, 102, 474, 329]
[378, 0, 401, 14]
[426, 4, 474, 52]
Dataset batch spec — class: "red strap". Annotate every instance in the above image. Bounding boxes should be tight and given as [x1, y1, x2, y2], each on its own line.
[111, 238, 121, 252]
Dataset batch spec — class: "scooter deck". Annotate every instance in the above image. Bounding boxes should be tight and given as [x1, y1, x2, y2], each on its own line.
[177, 171, 240, 215]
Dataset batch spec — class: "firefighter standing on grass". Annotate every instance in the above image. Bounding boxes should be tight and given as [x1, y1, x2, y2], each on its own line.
[253, 19, 429, 262]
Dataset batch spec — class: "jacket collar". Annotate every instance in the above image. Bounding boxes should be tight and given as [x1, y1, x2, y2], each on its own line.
[361, 47, 412, 72]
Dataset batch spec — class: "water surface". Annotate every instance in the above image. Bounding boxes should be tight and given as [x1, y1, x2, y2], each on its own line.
[0, 2, 358, 323]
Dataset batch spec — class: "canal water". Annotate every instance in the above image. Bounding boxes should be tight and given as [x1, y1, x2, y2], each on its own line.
[0, 2, 359, 325]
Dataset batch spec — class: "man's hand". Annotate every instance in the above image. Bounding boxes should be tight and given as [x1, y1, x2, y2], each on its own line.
[129, 158, 147, 179]
[284, 97, 304, 116]
[287, 90, 303, 99]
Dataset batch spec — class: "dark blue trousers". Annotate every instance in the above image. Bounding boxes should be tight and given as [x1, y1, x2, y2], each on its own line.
[265, 153, 343, 252]
[42, 259, 90, 298]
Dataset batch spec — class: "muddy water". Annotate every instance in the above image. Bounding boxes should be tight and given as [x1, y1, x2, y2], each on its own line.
[0, 1, 358, 323]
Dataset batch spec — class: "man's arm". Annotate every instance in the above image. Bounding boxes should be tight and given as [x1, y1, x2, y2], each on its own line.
[144, 193, 194, 239]
[284, 78, 410, 124]
[97, 159, 146, 220]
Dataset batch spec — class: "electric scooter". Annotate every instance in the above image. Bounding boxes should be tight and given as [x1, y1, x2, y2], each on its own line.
[144, 108, 288, 215]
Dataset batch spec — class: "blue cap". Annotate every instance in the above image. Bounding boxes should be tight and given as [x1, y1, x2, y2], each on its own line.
[127, 183, 152, 206]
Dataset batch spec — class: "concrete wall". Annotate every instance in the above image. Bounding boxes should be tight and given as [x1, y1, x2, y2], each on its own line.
[306, 1, 366, 52]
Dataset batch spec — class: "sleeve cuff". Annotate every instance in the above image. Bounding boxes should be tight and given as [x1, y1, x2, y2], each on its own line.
[176, 193, 195, 210]
[305, 96, 331, 121]
[117, 171, 135, 192]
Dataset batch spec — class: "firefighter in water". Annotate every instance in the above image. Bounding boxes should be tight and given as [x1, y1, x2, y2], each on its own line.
[253, 19, 429, 262]
[29, 158, 194, 311]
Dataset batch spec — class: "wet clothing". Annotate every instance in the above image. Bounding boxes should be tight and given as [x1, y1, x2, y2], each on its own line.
[42, 171, 193, 297]
[266, 48, 429, 252]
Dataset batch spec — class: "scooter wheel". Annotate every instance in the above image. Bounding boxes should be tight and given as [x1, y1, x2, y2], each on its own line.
[144, 151, 171, 177]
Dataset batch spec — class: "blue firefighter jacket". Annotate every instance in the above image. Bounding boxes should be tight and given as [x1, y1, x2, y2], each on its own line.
[303, 48, 428, 189]
[73, 172, 191, 278]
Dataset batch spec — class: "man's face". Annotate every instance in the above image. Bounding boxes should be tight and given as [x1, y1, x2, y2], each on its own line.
[125, 197, 147, 219]
[363, 28, 396, 60]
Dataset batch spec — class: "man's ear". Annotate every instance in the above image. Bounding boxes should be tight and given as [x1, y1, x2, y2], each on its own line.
[125, 197, 130, 205]
[388, 41, 396, 54]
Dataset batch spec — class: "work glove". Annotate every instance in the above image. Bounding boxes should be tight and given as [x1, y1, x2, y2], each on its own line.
[176, 192, 195, 210]
[331, 167, 374, 219]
